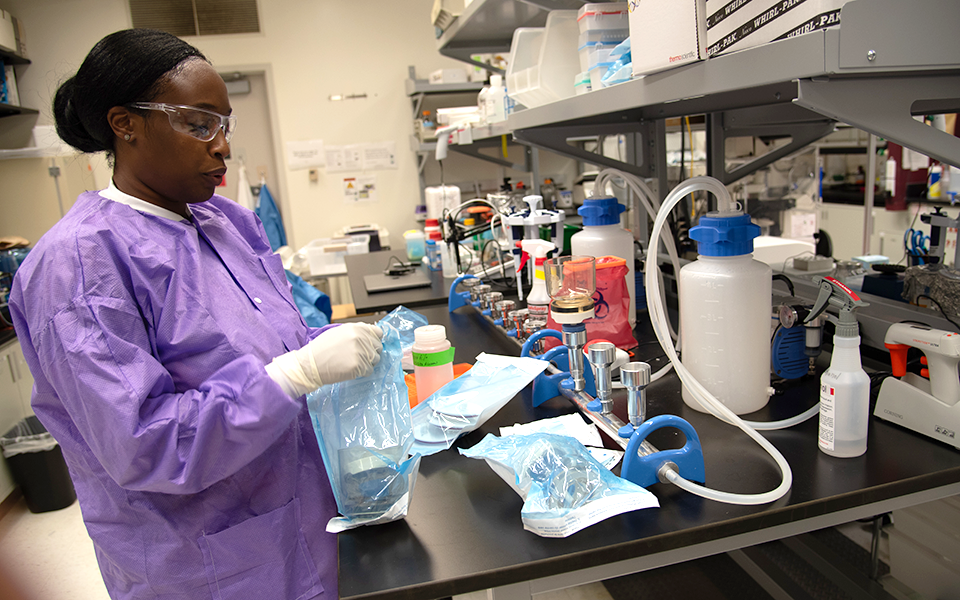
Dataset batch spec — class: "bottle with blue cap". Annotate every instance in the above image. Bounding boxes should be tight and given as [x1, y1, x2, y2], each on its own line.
[679, 209, 772, 415]
[571, 196, 636, 326]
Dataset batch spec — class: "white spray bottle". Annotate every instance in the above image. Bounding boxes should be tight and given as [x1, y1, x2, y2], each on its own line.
[520, 239, 556, 321]
[802, 276, 870, 457]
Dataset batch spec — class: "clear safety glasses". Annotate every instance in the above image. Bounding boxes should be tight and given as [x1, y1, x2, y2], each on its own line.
[127, 102, 237, 143]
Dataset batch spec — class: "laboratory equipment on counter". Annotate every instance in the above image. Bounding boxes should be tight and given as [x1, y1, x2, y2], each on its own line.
[572, 196, 637, 326]
[482, 291, 503, 316]
[412, 325, 455, 405]
[920, 207, 960, 267]
[544, 256, 597, 392]
[502, 195, 565, 295]
[424, 239, 441, 271]
[519, 239, 556, 321]
[801, 276, 870, 457]
[471, 284, 491, 308]
[680, 210, 773, 415]
[621, 362, 651, 429]
[403, 230, 426, 262]
[777, 302, 824, 379]
[493, 300, 516, 327]
[875, 323, 960, 449]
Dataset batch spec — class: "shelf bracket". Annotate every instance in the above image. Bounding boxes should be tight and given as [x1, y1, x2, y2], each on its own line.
[448, 142, 532, 173]
[708, 105, 836, 185]
[796, 74, 960, 168]
[513, 122, 652, 179]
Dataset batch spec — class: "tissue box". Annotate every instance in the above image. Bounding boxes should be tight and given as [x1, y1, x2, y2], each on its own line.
[629, 0, 707, 77]
[705, 0, 845, 58]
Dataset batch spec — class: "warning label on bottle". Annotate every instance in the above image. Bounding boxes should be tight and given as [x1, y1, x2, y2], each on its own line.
[818, 383, 835, 451]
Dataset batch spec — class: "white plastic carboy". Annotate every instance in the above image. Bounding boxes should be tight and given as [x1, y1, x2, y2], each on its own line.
[680, 210, 772, 415]
[572, 196, 636, 326]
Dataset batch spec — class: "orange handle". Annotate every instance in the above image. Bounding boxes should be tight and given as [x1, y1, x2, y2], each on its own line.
[885, 343, 911, 377]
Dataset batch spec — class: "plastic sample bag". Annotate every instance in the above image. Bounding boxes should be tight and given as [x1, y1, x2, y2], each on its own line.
[460, 433, 658, 538]
[379, 305, 429, 370]
[410, 354, 549, 457]
[307, 320, 420, 532]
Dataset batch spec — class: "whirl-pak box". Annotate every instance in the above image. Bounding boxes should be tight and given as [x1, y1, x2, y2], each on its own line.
[629, 0, 708, 77]
[705, 0, 845, 58]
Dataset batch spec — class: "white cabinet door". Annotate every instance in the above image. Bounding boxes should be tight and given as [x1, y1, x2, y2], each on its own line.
[11, 343, 33, 416]
[0, 342, 23, 437]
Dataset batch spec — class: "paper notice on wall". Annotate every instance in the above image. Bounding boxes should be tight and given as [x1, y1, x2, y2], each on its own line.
[343, 175, 377, 204]
[362, 142, 397, 170]
[344, 145, 364, 171]
[286, 139, 325, 170]
[325, 147, 346, 172]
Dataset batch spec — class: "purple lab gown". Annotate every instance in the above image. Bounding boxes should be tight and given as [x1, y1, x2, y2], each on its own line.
[9, 191, 339, 600]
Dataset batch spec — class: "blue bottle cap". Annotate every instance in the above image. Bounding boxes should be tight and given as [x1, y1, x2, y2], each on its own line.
[689, 213, 760, 257]
[578, 196, 625, 226]
[426, 240, 436, 246]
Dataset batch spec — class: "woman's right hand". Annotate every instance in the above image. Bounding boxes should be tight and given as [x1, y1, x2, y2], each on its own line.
[265, 323, 383, 398]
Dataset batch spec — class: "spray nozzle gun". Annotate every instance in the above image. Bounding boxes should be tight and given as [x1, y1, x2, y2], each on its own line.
[804, 276, 869, 338]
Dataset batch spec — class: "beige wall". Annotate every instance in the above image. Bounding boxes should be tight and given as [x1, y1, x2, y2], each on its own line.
[0, 0, 490, 249]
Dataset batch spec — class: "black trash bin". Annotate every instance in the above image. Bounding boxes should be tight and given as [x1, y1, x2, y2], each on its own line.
[1, 416, 76, 513]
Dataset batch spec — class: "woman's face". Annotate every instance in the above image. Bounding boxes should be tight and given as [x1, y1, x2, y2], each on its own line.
[117, 59, 233, 216]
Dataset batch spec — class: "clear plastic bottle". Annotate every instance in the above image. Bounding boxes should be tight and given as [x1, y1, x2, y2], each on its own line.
[818, 334, 870, 457]
[571, 196, 636, 326]
[680, 212, 772, 415]
[485, 74, 507, 124]
[412, 325, 455, 405]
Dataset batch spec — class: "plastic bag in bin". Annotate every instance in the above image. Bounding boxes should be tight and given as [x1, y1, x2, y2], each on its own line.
[307, 319, 420, 532]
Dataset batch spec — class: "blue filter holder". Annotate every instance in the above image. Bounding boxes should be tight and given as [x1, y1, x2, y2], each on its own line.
[689, 213, 761, 257]
[578, 196, 625, 226]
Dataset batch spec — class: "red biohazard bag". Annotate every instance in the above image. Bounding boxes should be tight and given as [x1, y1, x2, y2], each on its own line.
[543, 256, 637, 351]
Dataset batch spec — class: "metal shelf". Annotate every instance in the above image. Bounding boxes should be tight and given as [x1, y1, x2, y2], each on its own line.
[0, 103, 38, 118]
[497, 0, 960, 184]
[436, 0, 548, 72]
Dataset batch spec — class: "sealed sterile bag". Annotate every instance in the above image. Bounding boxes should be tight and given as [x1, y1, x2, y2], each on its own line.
[460, 433, 659, 538]
[307, 321, 421, 532]
[410, 353, 549, 457]
[378, 305, 429, 370]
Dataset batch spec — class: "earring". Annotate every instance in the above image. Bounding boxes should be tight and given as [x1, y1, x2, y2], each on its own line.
[124, 134, 131, 141]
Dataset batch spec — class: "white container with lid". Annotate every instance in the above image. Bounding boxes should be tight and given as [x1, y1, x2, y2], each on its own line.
[412, 325, 455, 405]
[577, 2, 629, 33]
[679, 212, 772, 415]
[571, 196, 635, 326]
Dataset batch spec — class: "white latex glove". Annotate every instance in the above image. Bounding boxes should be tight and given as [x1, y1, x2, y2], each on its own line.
[266, 323, 383, 398]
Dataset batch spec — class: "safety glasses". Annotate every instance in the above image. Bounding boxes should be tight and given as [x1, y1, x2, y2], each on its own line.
[127, 102, 237, 143]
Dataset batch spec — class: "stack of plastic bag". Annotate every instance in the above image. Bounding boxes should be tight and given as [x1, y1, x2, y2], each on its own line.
[460, 433, 659, 538]
[307, 319, 420, 532]
[411, 353, 549, 456]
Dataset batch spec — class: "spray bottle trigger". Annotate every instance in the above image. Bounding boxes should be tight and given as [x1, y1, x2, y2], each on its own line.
[885, 343, 910, 377]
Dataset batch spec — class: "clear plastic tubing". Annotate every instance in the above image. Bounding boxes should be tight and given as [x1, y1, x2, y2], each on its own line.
[645, 176, 793, 505]
[412, 325, 455, 404]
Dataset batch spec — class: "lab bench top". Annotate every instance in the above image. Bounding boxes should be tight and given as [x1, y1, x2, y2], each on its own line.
[337, 304, 960, 600]
[344, 250, 515, 314]
[344, 251, 451, 314]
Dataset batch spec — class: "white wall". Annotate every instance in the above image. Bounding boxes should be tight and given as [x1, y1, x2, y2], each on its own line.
[0, 0, 484, 250]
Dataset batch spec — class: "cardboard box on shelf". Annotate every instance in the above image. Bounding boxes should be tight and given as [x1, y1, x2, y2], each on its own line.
[0, 10, 17, 55]
[629, 0, 707, 77]
[705, 0, 845, 58]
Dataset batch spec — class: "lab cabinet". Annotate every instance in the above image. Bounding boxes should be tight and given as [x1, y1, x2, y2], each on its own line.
[0, 338, 34, 503]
